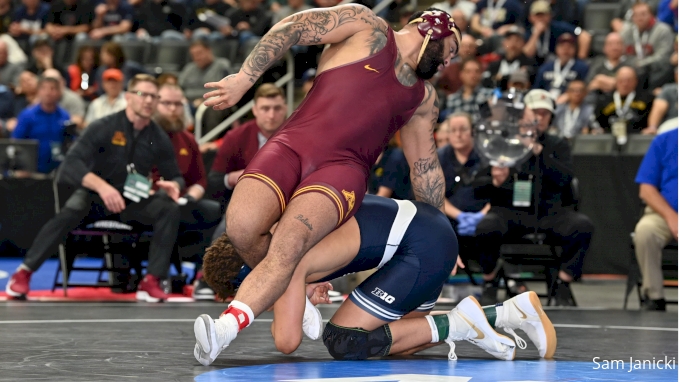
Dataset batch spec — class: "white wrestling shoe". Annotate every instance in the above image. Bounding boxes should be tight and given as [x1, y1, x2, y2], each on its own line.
[496, 291, 557, 359]
[446, 296, 516, 361]
[194, 314, 238, 366]
[302, 296, 324, 341]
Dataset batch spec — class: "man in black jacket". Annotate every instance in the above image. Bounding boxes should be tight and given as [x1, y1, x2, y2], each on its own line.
[475, 89, 594, 306]
[5, 74, 185, 303]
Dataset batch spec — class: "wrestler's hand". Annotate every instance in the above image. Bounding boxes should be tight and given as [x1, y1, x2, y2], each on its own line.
[203, 74, 251, 110]
[306, 282, 333, 305]
[451, 256, 465, 276]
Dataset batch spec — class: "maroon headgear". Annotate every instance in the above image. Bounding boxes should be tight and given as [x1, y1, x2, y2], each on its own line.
[408, 9, 461, 64]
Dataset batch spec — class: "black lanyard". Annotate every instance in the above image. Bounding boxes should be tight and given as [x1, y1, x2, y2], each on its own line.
[126, 125, 147, 173]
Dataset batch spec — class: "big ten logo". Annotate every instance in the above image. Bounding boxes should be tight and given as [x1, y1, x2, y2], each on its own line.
[371, 287, 395, 304]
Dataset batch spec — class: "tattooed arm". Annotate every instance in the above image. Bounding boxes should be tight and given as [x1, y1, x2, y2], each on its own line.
[401, 82, 445, 212]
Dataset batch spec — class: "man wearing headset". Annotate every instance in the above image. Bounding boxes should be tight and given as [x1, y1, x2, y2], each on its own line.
[474, 89, 594, 306]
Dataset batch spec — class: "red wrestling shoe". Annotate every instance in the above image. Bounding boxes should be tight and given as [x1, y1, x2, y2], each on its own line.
[6, 268, 32, 298]
[136, 275, 169, 303]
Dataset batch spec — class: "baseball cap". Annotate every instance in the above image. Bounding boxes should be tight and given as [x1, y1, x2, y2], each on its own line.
[530, 0, 551, 15]
[508, 69, 529, 85]
[556, 33, 577, 45]
[504, 25, 525, 38]
[103, 68, 124, 82]
[524, 89, 554, 112]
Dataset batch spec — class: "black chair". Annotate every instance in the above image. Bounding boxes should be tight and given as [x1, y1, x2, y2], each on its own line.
[572, 134, 616, 155]
[583, 3, 619, 33]
[210, 39, 239, 66]
[146, 40, 190, 73]
[119, 40, 150, 65]
[622, 134, 655, 156]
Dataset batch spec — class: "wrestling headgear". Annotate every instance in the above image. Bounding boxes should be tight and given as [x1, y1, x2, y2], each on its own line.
[408, 9, 461, 65]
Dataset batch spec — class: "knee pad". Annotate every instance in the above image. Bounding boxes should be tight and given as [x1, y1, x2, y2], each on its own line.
[322, 322, 392, 360]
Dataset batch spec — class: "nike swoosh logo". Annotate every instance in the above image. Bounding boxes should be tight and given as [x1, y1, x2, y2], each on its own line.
[513, 302, 528, 319]
[364, 64, 379, 73]
[461, 315, 485, 340]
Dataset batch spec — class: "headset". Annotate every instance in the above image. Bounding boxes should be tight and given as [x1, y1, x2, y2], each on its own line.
[408, 9, 462, 64]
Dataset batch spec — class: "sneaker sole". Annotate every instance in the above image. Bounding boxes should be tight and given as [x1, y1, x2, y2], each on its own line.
[303, 297, 323, 341]
[460, 296, 516, 361]
[136, 291, 162, 303]
[527, 291, 557, 359]
[194, 315, 218, 366]
[5, 282, 25, 298]
[193, 294, 216, 301]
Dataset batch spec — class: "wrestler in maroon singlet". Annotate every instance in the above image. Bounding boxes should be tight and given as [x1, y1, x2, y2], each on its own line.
[242, 28, 425, 226]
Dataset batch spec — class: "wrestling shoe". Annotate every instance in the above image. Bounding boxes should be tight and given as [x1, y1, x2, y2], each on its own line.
[446, 296, 516, 361]
[302, 296, 323, 340]
[5, 268, 32, 298]
[194, 314, 238, 366]
[136, 275, 169, 303]
[496, 291, 557, 359]
[193, 274, 216, 301]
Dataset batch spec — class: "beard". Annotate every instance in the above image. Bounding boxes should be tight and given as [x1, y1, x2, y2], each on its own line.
[154, 112, 185, 133]
[415, 39, 445, 80]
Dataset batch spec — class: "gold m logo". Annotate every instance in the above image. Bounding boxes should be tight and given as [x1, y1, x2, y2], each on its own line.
[342, 190, 356, 217]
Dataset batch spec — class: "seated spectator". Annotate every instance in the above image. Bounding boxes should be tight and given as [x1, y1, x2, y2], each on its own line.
[132, 0, 187, 41]
[67, 45, 99, 100]
[94, 42, 148, 93]
[444, 58, 494, 122]
[470, 0, 523, 39]
[523, 1, 591, 65]
[178, 40, 231, 108]
[506, 69, 531, 91]
[634, 128, 678, 311]
[226, 0, 272, 45]
[300, 67, 315, 98]
[157, 72, 194, 129]
[89, 0, 134, 41]
[533, 33, 588, 100]
[45, 0, 93, 41]
[586, 32, 636, 99]
[611, 0, 660, 32]
[0, 40, 23, 87]
[644, 68, 678, 135]
[435, 119, 449, 148]
[482, 26, 535, 89]
[621, 2, 675, 91]
[5, 74, 183, 302]
[151, 83, 221, 301]
[553, 79, 593, 139]
[657, 0, 678, 32]
[207, 83, 286, 239]
[0, 84, 16, 137]
[9, 0, 50, 47]
[522, 0, 579, 27]
[431, 0, 476, 23]
[375, 147, 413, 200]
[186, 0, 233, 41]
[25, 39, 69, 83]
[273, 0, 311, 24]
[43, 68, 86, 130]
[11, 75, 70, 174]
[476, 89, 593, 305]
[13, 70, 38, 114]
[435, 34, 478, 95]
[593, 67, 652, 141]
[85, 68, 126, 126]
[0, 0, 13, 34]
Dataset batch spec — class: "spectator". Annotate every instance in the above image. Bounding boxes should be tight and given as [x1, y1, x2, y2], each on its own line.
[522, 0, 579, 27]
[45, 0, 93, 41]
[438, 112, 491, 240]
[644, 68, 678, 135]
[151, 83, 221, 301]
[9, 0, 50, 46]
[633, 128, 678, 311]
[586, 32, 637, 98]
[186, 0, 233, 41]
[435, 119, 449, 148]
[523, 1, 591, 65]
[11, 75, 70, 174]
[593, 67, 653, 140]
[482, 26, 535, 89]
[178, 40, 231, 107]
[657, 0, 678, 32]
[375, 147, 413, 200]
[533, 33, 588, 100]
[26, 38, 69, 83]
[13, 70, 38, 114]
[43, 68, 86, 130]
[611, 0, 661, 32]
[0, 0, 13, 34]
[506, 69, 531, 91]
[89, 0, 134, 41]
[476, 89, 593, 305]
[470, 0, 523, 39]
[431, 0, 476, 22]
[133, 0, 188, 41]
[300, 67, 315, 97]
[435, 33, 477, 95]
[621, 2, 675, 90]
[84, 68, 126, 126]
[94, 42, 148, 93]
[0, 34, 28, 65]
[0, 40, 23, 87]
[273, 0, 311, 24]
[226, 0, 272, 45]
[444, 58, 494, 122]
[157, 72, 194, 129]
[207, 83, 286, 238]
[0, 85, 16, 137]
[553, 79, 593, 139]
[67, 45, 99, 100]
[5, 74, 183, 302]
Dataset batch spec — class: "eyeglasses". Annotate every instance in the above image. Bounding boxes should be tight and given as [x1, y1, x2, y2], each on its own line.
[159, 101, 184, 108]
[128, 90, 160, 100]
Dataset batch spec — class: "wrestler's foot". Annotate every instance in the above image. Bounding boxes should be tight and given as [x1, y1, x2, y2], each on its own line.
[496, 291, 557, 359]
[302, 296, 323, 340]
[194, 314, 238, 366]
[446, 296, 516, 361]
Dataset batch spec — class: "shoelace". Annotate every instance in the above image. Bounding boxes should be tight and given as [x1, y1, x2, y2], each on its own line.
[501, 327, 527, 349]
[446, 340, 458, 361]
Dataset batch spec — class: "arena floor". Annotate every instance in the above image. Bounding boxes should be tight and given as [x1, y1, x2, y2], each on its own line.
[0, 301, 677, 382]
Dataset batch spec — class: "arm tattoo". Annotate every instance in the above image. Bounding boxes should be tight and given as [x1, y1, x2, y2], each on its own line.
[295, 214, 314, 231]
[241, 5, 384, 83]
